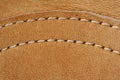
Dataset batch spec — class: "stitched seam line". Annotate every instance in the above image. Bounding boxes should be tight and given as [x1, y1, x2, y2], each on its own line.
[0, 39, 120, 55]
[0, 17, 119, 30]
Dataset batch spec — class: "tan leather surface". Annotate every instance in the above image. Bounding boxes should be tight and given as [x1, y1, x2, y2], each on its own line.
[0, 0, 120, 80]
[1, 43, 120, 80]
[1, 0, 120, 19]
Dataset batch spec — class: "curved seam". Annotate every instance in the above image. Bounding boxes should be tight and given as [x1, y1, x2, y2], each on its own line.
[0, 16, 120, 30]
[0, 39, 120, 55]
[1, 10, 120, 22]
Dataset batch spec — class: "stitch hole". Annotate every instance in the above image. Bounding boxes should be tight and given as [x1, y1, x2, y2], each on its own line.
[12, 22, 17, 24]
[35, 18, 39, 21]
[109, 24, 113, 27]
[54, 39, 58, 42]
[66, 17, 71, 20]
[99, 21, 103, 25]
[101, 46, 105, 49]
[56, 17, 59, 19]
[16, 43, 20, 46]
[34, 40, 38, 43]
[6, 46, 10, 49]
[44, 40, 48, 42]
[64, 40, 68, 42]
[24, 42, 29, 44]
[1, 25, 5, 28]
[34, 18, 39, 21]
[110, 49, 113, 52]
[82, 41, 86, 44]
[78, 18, 81, 20]
[88, 19, 92, 22]
[23, 19, 28, 22]
[44, 17, 49, 20]
[91, 43, 95, 46]
[73, 40, 77, 43]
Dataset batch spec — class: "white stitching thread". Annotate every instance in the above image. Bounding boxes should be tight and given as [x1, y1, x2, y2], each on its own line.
[0, 39, 120, 55]
[0, 16, 120, 30]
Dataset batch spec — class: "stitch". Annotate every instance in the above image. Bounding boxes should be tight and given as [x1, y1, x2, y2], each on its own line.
[57, 39, 65, 42]
[58, 17, 67, 20]
[94, 44, 103, 48]
[75, 40, 84, 44]
[1, 47, 8, 52]
[47, 39, 55, 42]
[70, 17, 79, 20]
[111, 26, 119, 29]
[37, 17, 46, 21]
[18, 42, 26, 46]
[67, 40, 74, 43]
[47, 17, 57, 20]
[15, 20, 24, 24]
[4, 23, 13, 27]
[37, 40, 45, 42]
[101, 22, 110, 26]
[85, 42, 94, 45]
[91, 20, 100, 24]
[104, 47, 112, 52]
[0, 16, 120, 30]
[1, 39, 119, 55]
[9, 45, 17, 48]
[27, 19, 36, 22]
[113, 50, 120, 54]
[80, 19, 89, 22]
[0, 26, 2, 29]
[28, 41, 35, 44]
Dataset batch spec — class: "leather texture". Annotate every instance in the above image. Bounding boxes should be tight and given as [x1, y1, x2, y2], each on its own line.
[0, 0, 120, 80]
